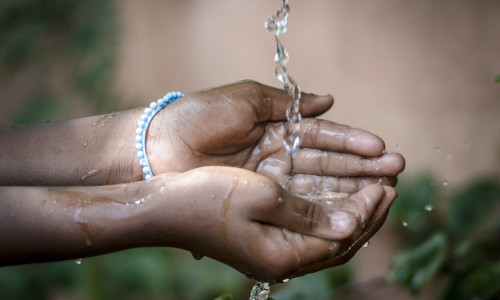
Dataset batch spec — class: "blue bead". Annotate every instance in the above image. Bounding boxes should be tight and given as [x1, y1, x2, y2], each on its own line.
[158, 99, 166, 107]
[140, 158, 148, 166]
[136, 128, 143, 135]
[142, 167, 150, 174]
[137, 151, 144, 158]
[145, 108, 152, 115]
[150, 102, 158, 110]
[145, 174, 152, 181]
[140, 114, 148, 121]
[138, 120, 145, 128]
[135, 135, 142, 142]
[136, 143, 143, 151]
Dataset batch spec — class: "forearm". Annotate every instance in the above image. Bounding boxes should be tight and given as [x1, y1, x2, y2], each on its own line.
[0, 181, 169, 266]
[0, 110, 144, 186]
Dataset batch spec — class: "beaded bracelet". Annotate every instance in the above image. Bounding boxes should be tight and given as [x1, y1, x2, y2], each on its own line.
[136, 91, 184, 181]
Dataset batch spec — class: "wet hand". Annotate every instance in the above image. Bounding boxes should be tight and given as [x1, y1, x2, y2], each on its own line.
[146, 80, 404, 193]
[149, 166, 397, 283]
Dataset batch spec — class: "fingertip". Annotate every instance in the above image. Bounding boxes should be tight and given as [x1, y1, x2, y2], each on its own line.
[382, 185, 398, 203]
[380, 152, 406, 175]
[301, 93, 334, 117]
[326, 210, 357, 239]
[346, 129, 385, 157]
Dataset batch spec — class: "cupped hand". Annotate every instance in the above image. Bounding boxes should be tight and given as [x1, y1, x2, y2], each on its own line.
[146, 80, 405, 193]
[149, 166, 397, 283]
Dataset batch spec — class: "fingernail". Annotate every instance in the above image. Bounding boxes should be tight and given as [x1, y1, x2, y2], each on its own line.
[328, 211, 353, 234]
[315, 93, 330, 97]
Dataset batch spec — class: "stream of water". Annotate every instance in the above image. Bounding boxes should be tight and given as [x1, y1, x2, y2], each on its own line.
[250, 1, 301, 299]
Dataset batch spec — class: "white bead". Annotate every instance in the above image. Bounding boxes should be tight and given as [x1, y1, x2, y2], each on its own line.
[138, 120, 145, 128]
[137, 151, 144, 158]
[140, 158, 147, 166]
[136, 128, 143, 135]
[136, 143, 143, 151]
[145, 108, 152, 115]
[145, 174, 152, 181]
[150, 102, 158, 110]
[142, 167, 150, 174]
[135, 135, 142, 142]
[140, 114, 148, 121]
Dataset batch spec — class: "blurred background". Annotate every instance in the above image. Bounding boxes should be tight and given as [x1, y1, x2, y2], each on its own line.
[0, 0, 499, 299]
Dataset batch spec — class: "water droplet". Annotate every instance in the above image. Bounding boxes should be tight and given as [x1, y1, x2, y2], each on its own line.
[443, 180, 449, 187]
[402, 220, 408, 227]
[395, 144, 401, 150]
[191, 252, 204, 260]
[362, 241, 370, 248]
[424, 204, 434, 212]
[282, 278, 289, 283]
[446, 154, 453, 161]
[80, 169, 102, 182]
[74, 258, 82, 265]
[435, 146, 440, 152]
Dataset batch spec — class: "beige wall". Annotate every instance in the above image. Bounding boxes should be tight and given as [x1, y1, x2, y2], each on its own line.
[114, 0, 500, 187]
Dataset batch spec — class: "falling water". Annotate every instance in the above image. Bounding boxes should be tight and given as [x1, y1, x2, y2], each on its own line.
[249, 282, 271, 300]
[249, 1, 300, 298]
[265, 0, 302, 156]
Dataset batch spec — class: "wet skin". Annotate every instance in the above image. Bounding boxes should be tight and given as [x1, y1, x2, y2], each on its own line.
[0, 166, 397, 283]
[0, 80, 405, 282]
[148, 80, 405, 193]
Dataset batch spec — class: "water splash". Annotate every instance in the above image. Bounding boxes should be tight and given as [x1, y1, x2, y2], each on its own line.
[74, 258, 82, 265]
[266, 0, 302, 156]
[424, 204, 434, 212]
[249, 282, 271, 300]
[362, 241, 370, 248]
[402, 220, 408, 227]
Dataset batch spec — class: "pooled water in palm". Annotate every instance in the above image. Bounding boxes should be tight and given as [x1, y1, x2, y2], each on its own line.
[266, 0, 303, 156]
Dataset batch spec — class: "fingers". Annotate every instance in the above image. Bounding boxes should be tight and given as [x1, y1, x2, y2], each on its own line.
[254, 82, 334, 121]
[292, 148, 405, 177]
[288, 174, 397, 194]
[250, 184, 387, 241]
[249, 184, 394, 282]
[291, 185, 397, 277]
[300, 118, 386, 156]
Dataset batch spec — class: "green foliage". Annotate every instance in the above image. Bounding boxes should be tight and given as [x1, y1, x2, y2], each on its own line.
[0, 248, 249, 300]
[495, 74, 500, 83]
[389, 232, 447, 293]
[446, 179, 500, 238]
[0, 0, 121, 126]
[388, 175, 500, 299]
[272, 263, 351, 300]
[389, 175, 438, 242]
[11, 93, 64, 125]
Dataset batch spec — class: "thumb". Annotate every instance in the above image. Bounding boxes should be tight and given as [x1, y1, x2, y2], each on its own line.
[250, 184, 387, 241]
[257, 83, 334, 122]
